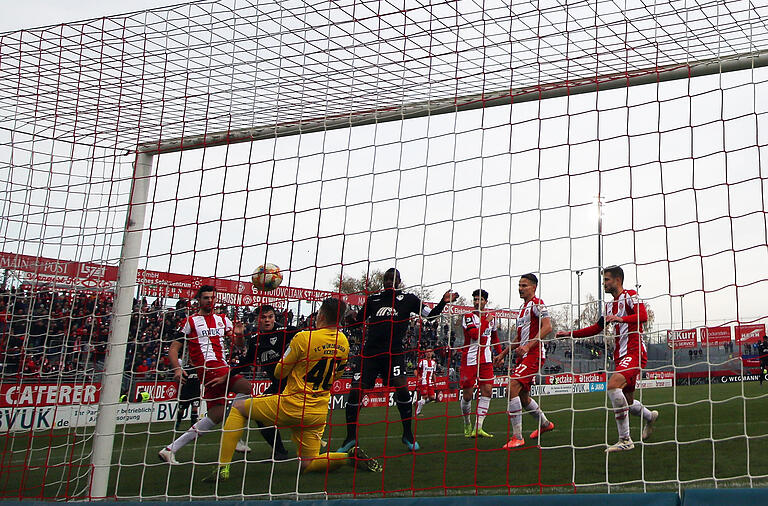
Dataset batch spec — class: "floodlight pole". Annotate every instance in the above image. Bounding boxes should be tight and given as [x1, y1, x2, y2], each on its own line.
[597, 196, 604, 320]
[575, 270, 583, 327]
[90, 151, 154, 500]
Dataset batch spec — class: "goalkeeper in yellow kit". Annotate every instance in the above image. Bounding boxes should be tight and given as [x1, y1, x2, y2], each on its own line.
[207, 298, 381, 482]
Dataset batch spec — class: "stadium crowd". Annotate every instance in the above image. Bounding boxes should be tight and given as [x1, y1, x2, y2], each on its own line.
[0, 284, 462, 381]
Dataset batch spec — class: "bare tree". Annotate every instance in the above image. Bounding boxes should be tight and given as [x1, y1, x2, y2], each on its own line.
[572, 293, 656, 333]
[332, 269, 386, 295]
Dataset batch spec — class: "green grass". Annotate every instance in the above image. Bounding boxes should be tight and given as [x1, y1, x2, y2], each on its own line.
[2, 383, 768, 500]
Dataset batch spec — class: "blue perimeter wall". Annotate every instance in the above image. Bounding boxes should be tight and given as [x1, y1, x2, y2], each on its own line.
[3, 489, 767, 505]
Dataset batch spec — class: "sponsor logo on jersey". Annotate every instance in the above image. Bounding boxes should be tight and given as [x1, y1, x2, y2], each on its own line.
[375, 307, 396, 317]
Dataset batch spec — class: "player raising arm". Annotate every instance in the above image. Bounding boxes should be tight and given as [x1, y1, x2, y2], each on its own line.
[207, 298, 380, 482]
[557, 265, 658, 452]
[338, 267, 457, 453]
[229, 304, 294, 459]
[158, 285, 253, 464]
[459, 289, 502, 438]
[494, 274, 555, 449]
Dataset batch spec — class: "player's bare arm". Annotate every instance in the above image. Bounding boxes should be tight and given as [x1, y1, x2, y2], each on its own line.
[168, 340, 187, 385]
[442, 290, 459, 303]
[517, 316, 551, 356]
[229, 321, 246, 347]
[422, 290, 459, 320]
[494, 337, 518, 366]
[205, 373, 229, 388]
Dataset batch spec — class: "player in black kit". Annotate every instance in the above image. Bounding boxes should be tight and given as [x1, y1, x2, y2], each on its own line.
[176, 366, 200, 430]
[230, 305, 296, 459]
[759, 335, 768, 386]
[337, 268, 457, 452]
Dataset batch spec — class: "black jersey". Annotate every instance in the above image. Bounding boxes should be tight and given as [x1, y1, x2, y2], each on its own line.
[759, 340, 768, 364]
[354, 288, 447, 353]
[230, 326, 297, 391]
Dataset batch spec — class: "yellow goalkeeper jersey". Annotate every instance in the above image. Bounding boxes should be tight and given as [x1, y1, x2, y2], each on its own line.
[274, 326, 349, 415]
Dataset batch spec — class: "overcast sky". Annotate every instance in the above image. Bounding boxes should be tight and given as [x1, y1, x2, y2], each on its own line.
[1, 1, 183, 33]
[2, 1, 767, 338]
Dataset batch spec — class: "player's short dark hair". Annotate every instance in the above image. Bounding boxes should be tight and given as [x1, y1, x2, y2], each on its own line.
[383, 268, 402, 289]
[521, 273, 538, 285]
[603, 265, 624, 282]
[318, 297, 347, 326]
[472, 289, 489, 301]
[256, 304, 276, 316]
[195, 285, 215, 299]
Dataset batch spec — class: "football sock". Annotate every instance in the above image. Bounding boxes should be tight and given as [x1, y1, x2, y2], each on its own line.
[628, 399, 653, 422]
[476, 396, 490, 429]
[177, 405, 187, 427]
[507, 396, 523, 438]
[219, 405, 247, 465]
[524, 398, 550, 427]
[302, 452, 348, 474]
[257, 422, 287, 454]
[395, 387, 414, 441]
[168, 416, 216, 453]
[417, 398, 426, 412]
[345, 388, 361, 442]
[460, 397, 472, 424]
[608, 388, 630, 439]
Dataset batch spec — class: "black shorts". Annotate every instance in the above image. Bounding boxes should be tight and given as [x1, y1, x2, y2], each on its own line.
[179, 374, 201, 406]
[358, 350, 406, 388]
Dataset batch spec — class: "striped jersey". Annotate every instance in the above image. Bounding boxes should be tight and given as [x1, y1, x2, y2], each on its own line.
[571, 289, 648, 361]
[179, 313, 233, 368]
[605, 289, 647, 360]
[461, 312, 501, 366]
[417, 358, 437, 386]
[516, 297, 549, 360]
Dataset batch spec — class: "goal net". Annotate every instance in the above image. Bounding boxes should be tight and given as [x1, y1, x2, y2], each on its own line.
[1, 0, 768, 500]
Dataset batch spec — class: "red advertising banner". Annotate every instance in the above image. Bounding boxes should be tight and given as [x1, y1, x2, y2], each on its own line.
[667, 329, 697, 349]
[1, 252, 520, 313]
[135, 376, 455, 403]
[0, 383, 101, 408]
[423, 302, 518, 319]
[0, 252, 118, 290]
[735, 324, 766, 344]
[134, 381, 181, 402]
[701, 326, 732, 346]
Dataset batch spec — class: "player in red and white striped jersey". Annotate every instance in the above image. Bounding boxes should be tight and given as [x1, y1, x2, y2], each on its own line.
[495, 274, 555, 449]
[158, 285, 253, 465]
[459, 289, 502, 438]
[415, 349, 437, 416]
[557, 265, 658, 452]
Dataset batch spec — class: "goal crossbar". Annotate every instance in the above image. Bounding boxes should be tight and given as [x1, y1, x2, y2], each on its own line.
[138, 50, 768, 155]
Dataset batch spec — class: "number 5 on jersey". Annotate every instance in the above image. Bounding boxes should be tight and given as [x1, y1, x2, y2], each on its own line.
[306, 357, 344, 390]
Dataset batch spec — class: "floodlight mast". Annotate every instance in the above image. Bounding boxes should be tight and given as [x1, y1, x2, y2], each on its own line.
[137, 51, 768, 155]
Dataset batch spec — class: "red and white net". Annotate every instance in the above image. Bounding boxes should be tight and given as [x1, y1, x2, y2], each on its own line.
[1, 0, 768, 500]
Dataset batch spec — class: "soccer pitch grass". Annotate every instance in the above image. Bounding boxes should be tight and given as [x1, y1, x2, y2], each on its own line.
[3, 382, 768, 500]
